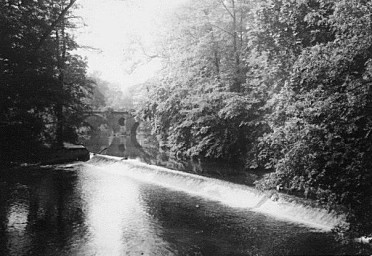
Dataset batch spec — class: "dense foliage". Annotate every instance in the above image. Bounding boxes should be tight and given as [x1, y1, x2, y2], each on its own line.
[141, 0, 268, 163]
[255, 0, 372, 238]
[0, 0, 92, 162]
[140, 0, 372, 238]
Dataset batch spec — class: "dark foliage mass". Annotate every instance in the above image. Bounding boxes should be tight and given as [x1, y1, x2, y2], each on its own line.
[0, 0, 92, 162]
[140, 0, 372, 239]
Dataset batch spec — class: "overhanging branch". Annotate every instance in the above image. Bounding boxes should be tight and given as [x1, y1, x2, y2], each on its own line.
[34, 0, 77, 52]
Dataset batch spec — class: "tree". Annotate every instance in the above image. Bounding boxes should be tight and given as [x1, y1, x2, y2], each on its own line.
[140, 0, 372, 239]
[87, 73, 134, 112]
[140, 0, 269, 165]
[0, 0, 92, 162]
[256, 0, 372, 238]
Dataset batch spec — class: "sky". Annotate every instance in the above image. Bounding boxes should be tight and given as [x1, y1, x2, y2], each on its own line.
[73, 0, 187, 91]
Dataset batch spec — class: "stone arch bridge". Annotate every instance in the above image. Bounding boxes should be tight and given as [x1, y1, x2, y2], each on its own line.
[85, 110, 139, 135]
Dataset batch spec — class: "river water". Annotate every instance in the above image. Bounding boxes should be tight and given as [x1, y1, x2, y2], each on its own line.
[0, 134, 364, 255]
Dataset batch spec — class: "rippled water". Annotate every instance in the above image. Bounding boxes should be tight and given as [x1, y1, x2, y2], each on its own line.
[0, 156, 360, 256]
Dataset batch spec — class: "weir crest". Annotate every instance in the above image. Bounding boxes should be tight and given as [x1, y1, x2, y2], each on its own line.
[85, 154, 346, 231]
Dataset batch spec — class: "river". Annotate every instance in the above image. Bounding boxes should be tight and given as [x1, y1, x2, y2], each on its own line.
[0, 133, 365, 255]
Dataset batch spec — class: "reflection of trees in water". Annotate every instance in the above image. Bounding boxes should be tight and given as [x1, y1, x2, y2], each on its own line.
[80, 127, 153, 160]
[28, 172, 86, 254]
[105, 135, 150, 159]
[138, 187, 217, 254]
[138, 185, 340, 256]
[81, 112, 220, 173]
[80, 129, 251, 183]
[0, 167, 87, 255]
[0, 180, 11, 256]
[80, 129, 112, 154]
[118, 143, 125, 152]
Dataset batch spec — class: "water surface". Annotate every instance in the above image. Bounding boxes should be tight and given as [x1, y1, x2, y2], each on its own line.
[0, 159, 358, 256]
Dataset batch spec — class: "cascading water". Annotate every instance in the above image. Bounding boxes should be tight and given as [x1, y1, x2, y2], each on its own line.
[86, 154, 346, 231]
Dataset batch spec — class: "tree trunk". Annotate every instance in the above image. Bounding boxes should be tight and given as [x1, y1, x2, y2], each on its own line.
[55, 102, 64, 148]
[231, 0, 241, 92]
[55, 14, 67, 148]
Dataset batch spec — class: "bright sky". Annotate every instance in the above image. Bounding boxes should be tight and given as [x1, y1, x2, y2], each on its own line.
[74, 0, 187, 90]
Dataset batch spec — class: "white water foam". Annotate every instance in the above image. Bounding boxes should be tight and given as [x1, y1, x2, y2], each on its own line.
[85, 155, 346, 231]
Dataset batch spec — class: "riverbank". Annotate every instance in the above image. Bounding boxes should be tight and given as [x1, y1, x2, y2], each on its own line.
[0, 142, 90, 167]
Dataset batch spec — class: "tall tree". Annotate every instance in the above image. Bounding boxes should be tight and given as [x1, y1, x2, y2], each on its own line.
[0, 0, 92, 161]
[140, 0, 266, 163]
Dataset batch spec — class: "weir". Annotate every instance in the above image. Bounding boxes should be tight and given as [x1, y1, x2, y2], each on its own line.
[85, 154, 346, 232]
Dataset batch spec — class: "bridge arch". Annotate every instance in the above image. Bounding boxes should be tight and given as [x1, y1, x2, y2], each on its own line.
[84, 111, 139, 135]
[118, 117, 125, 126]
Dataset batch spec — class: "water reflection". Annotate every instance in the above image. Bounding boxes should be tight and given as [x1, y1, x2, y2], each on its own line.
[6, 190, 31, 256]
[0, 127, 368, 255]
[76, 165, 172, 255]
[79, 129, 259, 186]
[0, 167, 86, 255]
[80, 128, 151, 160]
[0, 162, 364, 255]
[135, 182, 337, 255]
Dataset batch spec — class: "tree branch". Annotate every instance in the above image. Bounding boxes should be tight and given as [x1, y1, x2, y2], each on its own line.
[210, 23, 234, 36]
[218, 0, 234, 19]
[139, 41, 161, 59]
[34, 0, 77, 52]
